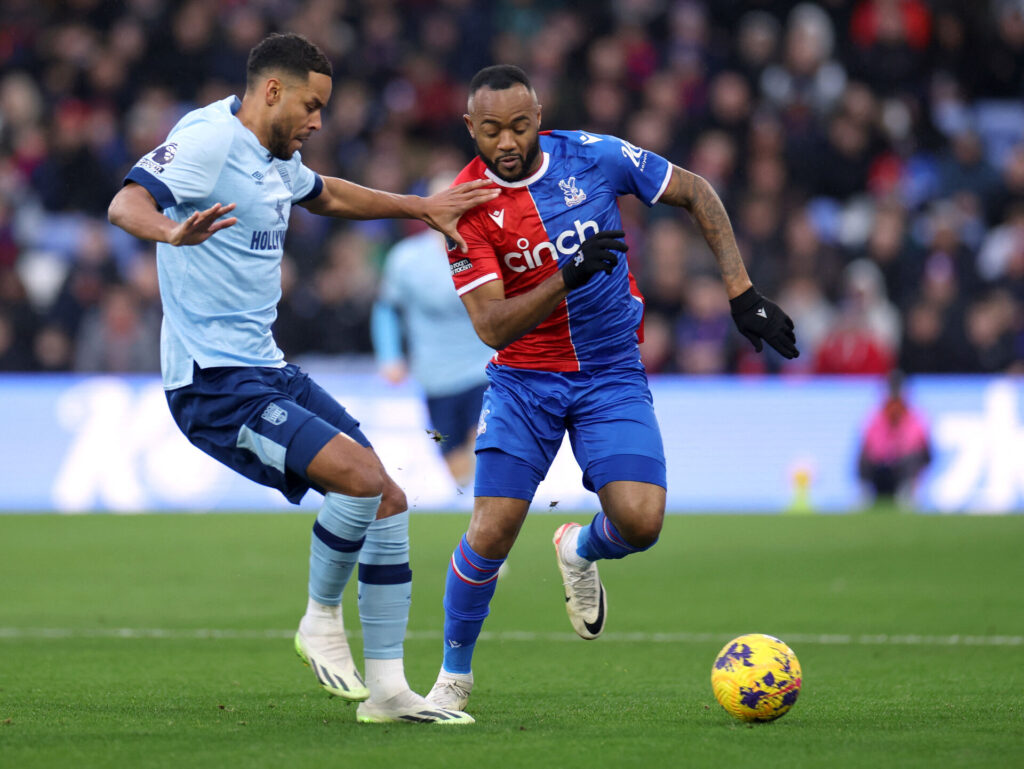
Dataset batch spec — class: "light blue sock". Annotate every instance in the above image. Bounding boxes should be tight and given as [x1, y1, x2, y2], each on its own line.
[357, 511, 412, 660]
[441, 535, 505, 674]
[308, 492, 381, 605]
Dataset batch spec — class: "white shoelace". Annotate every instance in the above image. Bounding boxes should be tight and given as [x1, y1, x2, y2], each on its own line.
[431, 679, 472, 709]
[563, 562, 600, 614]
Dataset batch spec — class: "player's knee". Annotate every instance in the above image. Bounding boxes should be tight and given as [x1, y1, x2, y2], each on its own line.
[468, 528, 514, 559]
[466, 517, 519, 560]
[319, 459, 385, 498]
[616, 511, 663, 550]
[377, 482, 408, 518]
[350, 464, 387, 498]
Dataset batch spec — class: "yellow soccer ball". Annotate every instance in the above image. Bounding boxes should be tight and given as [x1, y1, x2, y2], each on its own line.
[711, 633, 802, 722]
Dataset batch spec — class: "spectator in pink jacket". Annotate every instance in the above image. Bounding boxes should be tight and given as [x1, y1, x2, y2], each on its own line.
[858, 370, 932, 504]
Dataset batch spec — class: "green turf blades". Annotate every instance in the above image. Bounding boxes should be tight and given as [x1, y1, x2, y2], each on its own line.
[0, 512, 1022, 768]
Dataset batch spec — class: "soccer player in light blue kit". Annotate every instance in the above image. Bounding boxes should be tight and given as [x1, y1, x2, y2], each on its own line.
[426, 66, 799, 715]
[372, 176, 493, 489]
[107, 33, 497, 725]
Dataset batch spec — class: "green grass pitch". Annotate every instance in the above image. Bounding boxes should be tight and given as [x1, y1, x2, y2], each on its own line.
[1, 512, 1022, 768]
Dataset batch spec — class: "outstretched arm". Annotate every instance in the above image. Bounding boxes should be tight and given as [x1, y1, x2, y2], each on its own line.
[658, 166, 751, 298]
[659, 166, 798, 358]
[300, 177, 498, 253]
[108, 183, 237, 245]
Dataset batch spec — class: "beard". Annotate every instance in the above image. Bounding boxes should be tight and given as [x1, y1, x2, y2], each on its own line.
[477, 135, 542, 182]
[267, 121, 296, 160]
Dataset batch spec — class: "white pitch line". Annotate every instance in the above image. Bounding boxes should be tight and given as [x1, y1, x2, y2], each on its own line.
[0, 628, 1020, 646]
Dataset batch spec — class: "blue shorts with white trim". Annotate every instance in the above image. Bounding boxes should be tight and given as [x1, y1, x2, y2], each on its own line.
[166, 363, 370, 504]
[474, 359, 666, 501]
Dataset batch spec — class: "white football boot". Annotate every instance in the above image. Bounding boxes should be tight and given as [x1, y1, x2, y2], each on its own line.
[356, 688, 474, 724]
[553, 523, 607, 640]
[426, 670, 474, 712]
[294, 607, 370, 701]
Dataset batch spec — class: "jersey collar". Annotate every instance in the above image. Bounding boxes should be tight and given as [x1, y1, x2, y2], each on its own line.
[483, 152, 550, 188]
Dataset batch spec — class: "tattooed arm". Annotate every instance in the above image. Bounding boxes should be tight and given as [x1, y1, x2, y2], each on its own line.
[658, 166, 752, 299]
[659, 165, 799, 358]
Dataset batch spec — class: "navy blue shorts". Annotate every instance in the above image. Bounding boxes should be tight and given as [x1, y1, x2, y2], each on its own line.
[475, 359, 666, 500]
[426, 382, 487, 456]
[166, 363, 370, 504]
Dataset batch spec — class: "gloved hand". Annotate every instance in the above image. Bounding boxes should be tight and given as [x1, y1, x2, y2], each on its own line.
[561, 230, 628, 290]
[729, 286, 799, 359]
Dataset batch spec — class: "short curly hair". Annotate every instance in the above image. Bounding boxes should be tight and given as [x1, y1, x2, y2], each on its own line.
[246, 33, 332, 87]
[468, 65, 532, 97]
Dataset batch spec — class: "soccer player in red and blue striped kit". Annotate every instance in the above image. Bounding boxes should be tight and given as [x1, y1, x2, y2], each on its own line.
[427, 65, 799, 714]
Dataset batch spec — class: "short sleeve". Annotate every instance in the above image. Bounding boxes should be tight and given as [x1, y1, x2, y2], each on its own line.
[123, 122, 231, 210]
[448, 216, 500, 296]
[587, 133, 673, 207]
[291, 161, 323, 204]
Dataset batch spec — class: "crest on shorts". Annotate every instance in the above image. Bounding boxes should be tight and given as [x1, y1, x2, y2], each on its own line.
[261, 403, 288, 426]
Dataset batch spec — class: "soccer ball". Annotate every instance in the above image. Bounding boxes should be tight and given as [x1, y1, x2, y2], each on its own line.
[711, 633, 802, 722]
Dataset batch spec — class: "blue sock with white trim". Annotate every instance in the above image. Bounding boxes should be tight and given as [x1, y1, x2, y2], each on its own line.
[575, 511, 647, 561]
[441, 534, 504, 675]
[308, 492, 381, 605]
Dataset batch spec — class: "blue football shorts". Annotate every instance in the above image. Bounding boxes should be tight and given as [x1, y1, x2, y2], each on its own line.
[165, 363, 370, 504]
[426, 382, 487, 456]
[474, 359, 666, 501]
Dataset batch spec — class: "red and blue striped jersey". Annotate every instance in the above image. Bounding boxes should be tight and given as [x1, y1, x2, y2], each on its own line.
[449, 130, 673, 372]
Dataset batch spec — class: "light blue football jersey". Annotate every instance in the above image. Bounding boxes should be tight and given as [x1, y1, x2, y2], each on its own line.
[124, 96, 323, 389]
[372, 229, 492, 396]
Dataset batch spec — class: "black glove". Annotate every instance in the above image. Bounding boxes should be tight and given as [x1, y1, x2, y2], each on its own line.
[561, 230, 628, 290]
[729, 286, 799, 359]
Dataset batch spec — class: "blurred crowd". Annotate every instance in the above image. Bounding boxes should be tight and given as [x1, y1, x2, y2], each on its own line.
[0, 0, 1022, 375]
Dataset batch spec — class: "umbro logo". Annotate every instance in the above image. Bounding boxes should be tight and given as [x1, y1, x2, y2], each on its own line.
[488, 209, 505, 228]
[756, 307, 768, 319]
[578, 133, 602, 145]
[251, 171, 264, 185]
